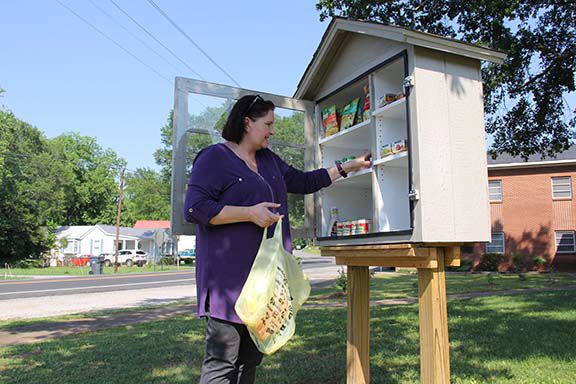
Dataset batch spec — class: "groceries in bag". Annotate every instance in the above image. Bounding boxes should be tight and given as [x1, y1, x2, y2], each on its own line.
[234, 218, 310, 355]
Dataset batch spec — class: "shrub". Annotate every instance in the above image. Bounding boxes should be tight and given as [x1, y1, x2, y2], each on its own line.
[533, 255, 547, 266]
[518, 272, 527, 281]
[485, 273, 495, 285]
[180, 258, 195, 266]
[292, 238, 308, 250]
[477, 253, 504, 272]
[335, 267, 347, 293]
[160, 257, 176, 266]
[12, 258, 46, 269]
[511, 253, 525, 273]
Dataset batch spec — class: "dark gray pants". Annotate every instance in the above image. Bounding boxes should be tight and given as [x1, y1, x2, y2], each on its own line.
[199, 316, 264, 384]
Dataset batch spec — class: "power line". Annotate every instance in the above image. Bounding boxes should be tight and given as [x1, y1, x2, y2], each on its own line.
[55, 0, 208, 109]
[107, 0, 205, 80]
[86, 0, 184, 74]
[54, 0, 171, 83]
[145, 0, 241, 87]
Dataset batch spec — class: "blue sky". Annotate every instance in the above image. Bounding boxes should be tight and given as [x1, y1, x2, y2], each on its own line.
[1, 1, 329, 170]
[2, 2, 574, 170]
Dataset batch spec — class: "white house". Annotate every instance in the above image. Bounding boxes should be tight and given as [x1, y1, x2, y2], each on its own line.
[53, 224, 155, 265]
[133, 220, 196, 256]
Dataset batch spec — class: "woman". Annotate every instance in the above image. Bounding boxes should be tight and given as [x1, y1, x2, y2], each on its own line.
[184, 94, 371, 384]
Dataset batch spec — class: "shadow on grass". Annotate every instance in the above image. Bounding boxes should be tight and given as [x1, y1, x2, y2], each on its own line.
[1, 291, 575, 383]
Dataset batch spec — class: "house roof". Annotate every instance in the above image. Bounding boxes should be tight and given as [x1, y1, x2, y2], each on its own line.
[294, 17, 507, 99]
[487, 146, 576, 170]
[133, 220, 171, 229]
[96, 225, 156, 239]
[54, 226, 93, 239]
[55, 225, 156, 240]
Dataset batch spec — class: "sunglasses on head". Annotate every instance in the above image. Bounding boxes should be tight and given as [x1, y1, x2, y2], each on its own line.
[245, 94, 264, 115]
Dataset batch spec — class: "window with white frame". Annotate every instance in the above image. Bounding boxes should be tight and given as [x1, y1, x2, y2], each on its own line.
[488, 180, 502, 201]
[486, 232, 505, 253]
[552, 177, 572, 199]
[125, 240, 136, 250]
[555, 231, 575, 253]
[63, 239, 79, 254]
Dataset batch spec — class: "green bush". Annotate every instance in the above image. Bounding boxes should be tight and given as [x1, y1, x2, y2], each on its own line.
[512, 253, 525, 273]
[477, 253, 504, 272]
[12, 258, 46, 269]
[335, 267, 347, 293]
[533, 255, 547, 267]
[291, 238, 309, 250]
[518, 272, 527, 281]
[160, 257, 176, 266]
[179, 258, 195, 266]
[485, 273, 495, 285]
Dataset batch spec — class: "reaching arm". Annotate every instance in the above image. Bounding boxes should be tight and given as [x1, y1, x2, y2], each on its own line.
[326, 153, 372, 182]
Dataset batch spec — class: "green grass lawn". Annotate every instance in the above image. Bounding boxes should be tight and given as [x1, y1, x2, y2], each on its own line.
[2, 264, 194, 277]
[1, 290, 574, 383]
[308, 271, 576, 303]
[1, 273, 575, 383]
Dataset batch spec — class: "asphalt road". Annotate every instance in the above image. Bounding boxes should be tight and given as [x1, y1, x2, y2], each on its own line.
[0, 251, 338, 302]
[0, 271, 196, 300]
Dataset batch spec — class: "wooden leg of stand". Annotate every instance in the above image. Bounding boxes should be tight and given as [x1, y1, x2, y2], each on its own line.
[347, 266, 370, 384]
[417, 249, 451, 383]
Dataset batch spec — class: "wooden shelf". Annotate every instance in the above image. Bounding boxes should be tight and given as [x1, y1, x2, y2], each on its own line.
[372, 97, 406, 120]
[319, 119, 371, 149]
[373, 151, 408, 168]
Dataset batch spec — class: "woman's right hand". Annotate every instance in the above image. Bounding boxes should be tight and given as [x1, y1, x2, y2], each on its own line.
[247, 202, 282, 228]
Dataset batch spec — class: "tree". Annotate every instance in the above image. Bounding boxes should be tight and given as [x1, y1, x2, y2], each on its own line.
[316, 1, 576, 159]
[123, 167, 171, 224]
[153, 111, 174, 185]
[0, 110, 56, 263]
[0, 113, 127, 263]
[47, 133, 126, 225]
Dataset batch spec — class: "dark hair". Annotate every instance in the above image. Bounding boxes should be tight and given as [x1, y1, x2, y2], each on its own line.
[222, 95, 275, 143]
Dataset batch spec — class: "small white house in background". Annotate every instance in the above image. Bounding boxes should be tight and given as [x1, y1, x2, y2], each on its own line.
[132, 220, 195, 256]
[52, 224, 155, 266]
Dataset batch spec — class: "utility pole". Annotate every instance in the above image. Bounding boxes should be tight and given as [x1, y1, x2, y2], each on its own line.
[114, 167, 126, 273]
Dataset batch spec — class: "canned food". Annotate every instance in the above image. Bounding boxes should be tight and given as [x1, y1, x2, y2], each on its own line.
[357, 219, 371, 234]
[345, 221, 353, 236]
[351, 220, 359, 235]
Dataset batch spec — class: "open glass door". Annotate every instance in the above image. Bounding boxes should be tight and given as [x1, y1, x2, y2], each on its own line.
[170, 77, 316, 239]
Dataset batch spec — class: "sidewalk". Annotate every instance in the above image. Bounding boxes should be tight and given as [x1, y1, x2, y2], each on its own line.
[2, 285, 575, 347]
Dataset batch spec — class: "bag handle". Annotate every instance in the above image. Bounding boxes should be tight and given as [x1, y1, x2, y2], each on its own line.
[262, 217, 283, 243]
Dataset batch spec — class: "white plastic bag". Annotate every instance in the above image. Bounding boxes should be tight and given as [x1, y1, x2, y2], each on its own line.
[234, 218, 310, 355]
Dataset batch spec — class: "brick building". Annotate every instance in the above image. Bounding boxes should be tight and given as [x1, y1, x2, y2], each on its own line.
[465, 148, 576, 272]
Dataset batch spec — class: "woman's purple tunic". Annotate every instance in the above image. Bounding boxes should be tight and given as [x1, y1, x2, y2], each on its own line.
[184, 143, 331, 324]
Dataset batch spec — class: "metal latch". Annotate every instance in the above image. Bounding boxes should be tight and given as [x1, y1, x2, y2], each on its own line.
[403, 76, 415, 88]
[408, 188, 419, 201]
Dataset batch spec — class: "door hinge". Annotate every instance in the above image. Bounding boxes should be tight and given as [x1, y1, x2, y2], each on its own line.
[403, 76, 415, 88]
[408, 188, 419, 201]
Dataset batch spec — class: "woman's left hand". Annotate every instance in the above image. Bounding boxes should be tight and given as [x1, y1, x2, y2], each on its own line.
[343, 152, 372, 174]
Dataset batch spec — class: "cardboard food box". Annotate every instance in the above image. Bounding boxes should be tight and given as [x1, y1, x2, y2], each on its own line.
[341, 97, 361, 130]
[322, 105, 339, 137]
[381, 144, 393, 157]
[392, 139, 407, 153]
